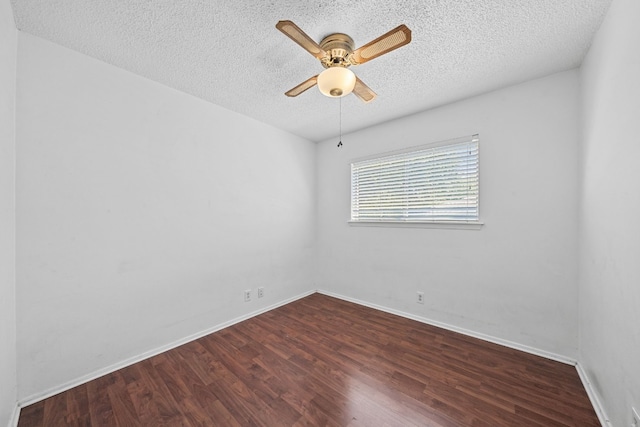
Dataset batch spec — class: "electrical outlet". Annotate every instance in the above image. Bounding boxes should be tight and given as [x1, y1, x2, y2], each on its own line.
[244, 289, 251, 302]
[417, 291, 424, 304]
[258, 287, 264, 298]
[632, 407, 639, 427]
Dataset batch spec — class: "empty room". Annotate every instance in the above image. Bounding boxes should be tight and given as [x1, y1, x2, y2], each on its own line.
[1, 0, 638, 426]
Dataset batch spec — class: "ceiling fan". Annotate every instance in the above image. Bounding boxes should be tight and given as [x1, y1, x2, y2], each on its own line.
[276, 20, 412, 103]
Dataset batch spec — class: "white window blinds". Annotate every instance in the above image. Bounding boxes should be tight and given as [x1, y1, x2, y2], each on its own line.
[351, 135, 479, 223]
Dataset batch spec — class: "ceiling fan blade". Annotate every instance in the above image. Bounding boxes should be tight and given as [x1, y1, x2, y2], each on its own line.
[285, 75, 319, 97]
[276, 20, 327, 60]
[351, 24, 411, 65]
[352, 77, 377, 103]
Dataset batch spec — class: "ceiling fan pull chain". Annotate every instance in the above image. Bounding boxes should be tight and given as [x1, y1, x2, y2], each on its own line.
[337, 97, 343, 147]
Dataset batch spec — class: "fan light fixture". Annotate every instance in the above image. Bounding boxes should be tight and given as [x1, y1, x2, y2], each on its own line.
[276, 20, 412, 103]
[317, 67, 356, 98]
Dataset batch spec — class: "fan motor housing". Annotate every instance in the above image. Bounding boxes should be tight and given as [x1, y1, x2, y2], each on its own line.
[319, 33, 355, 68]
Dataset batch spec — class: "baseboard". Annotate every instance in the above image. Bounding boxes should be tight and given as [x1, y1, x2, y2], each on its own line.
[8, 403, 20, 427]
[317, 289, 577, 366]
[18, 290, 315, 408]
[576, 362, 611, 427]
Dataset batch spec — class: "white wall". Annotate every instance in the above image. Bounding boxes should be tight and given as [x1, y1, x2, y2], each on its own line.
[579, 0, 640, 424]
[15, 33, 316, 401]
[317, 71, 580, 358]
[0, 0, 17, 425]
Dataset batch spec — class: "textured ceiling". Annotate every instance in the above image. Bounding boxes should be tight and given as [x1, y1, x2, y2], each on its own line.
[10, 0, 611, 142]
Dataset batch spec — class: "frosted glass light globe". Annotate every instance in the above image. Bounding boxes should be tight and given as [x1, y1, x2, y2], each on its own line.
[317, 67, 356, 98]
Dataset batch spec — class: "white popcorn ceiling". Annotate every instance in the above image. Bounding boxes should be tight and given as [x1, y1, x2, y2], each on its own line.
[10, 0, 611, 142]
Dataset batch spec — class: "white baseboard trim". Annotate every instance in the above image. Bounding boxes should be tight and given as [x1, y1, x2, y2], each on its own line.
[8, 403, 20, 427]
[576, 362, 610, 427]
[18, 290, 315, 408]
[317, 290, 577, 366]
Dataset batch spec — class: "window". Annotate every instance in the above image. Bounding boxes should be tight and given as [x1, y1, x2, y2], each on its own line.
[350, 134, 480, 227]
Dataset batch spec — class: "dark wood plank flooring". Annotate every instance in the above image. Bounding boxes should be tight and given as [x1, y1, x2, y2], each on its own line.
[18, 293, 600, 426]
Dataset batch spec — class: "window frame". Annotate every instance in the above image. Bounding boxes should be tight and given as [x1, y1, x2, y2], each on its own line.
[349, 134, 483, 230]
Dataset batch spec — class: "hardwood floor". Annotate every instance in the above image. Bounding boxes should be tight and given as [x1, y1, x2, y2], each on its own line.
[18, 293, 600, 426]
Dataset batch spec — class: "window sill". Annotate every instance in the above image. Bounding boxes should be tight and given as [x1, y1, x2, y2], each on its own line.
[348, 220, 484, 230]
